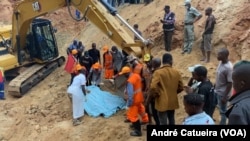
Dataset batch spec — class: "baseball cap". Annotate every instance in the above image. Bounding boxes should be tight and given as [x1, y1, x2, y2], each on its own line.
[143, 53, 151, 62]
[119, 66, 131, 75]
[71, 49, 78, 55]
[188, 64, 202, 72]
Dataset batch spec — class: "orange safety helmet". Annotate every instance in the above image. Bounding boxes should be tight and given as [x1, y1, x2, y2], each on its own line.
[92, 62, 101, 69]
[71, 49, 78, 55]
[75, 64, 84, 71]
[102, 45, 109, 52]
[119, 66, 131, 75]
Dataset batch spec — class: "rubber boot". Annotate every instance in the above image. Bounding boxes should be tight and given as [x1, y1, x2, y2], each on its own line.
[130, 120, 142, 136]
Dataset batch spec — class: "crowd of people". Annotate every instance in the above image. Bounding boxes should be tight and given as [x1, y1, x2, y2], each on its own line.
[160, 1, 216, 64]
[61, 0, 250, 137]
[63, 37, 250, 137]
[0, 0, 248, 139]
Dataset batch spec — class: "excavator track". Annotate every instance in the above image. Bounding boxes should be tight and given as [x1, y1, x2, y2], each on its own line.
[8, 56, 65, 97]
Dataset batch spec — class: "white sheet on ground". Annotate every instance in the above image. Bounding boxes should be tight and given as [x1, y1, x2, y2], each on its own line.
[84, 85, 126, 118]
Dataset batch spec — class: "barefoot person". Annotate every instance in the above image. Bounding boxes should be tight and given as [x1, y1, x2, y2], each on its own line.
[200, 7, 216, 63]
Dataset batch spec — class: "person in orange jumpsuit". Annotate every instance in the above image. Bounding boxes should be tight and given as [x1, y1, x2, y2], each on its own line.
[127, 55, 146, 95]
[103, 45, 114, 79]
[119, 66, 148, 136]
[126, 55, 143, 75]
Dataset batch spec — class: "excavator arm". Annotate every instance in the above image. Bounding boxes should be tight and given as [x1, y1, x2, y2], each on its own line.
[7, 0, 153, 97]
[12, 0, 153, 58]
[69, 0, 153, 57]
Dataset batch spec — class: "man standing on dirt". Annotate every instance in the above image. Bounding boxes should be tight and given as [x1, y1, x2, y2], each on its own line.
[200, 7, 216, 63]
[111, 46, 124, 75]
[79, 51, 94, 86]
[141, 54, 154, 125]
[0, 67, 5, 100]
[215, 47, 233, 125]
[182, 1, 202, 54]
[133, 24, 142, 41]
[88, 43, 101, 64]
[145, 57, 161, 125]
[103, 45, 114, 79]
[148, 53, 184, 125]
[119, 66, 148, 136]
[67, 65, 87, 126]
[160, 5, 175, 52]
[184, 65, 217, 118]
[88, 62, 102, 87]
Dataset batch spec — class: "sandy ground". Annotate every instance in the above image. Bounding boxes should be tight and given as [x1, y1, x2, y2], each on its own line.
[0, 0, 250, 141]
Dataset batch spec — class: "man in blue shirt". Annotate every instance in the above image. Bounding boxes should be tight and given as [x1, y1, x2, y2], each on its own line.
[183, 94, 214, 125]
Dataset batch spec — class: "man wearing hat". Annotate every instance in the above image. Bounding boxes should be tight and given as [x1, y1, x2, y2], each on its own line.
[88, 62, 102, 87]
[67, 40, 78, 55]
[67, 64, 87, 126]
[141, 54, 155, 125]
[160, 5, 175, 52]
[126, 55, 143, 76]
[103, 45, 114, 79]
[182, 0, 202, 54]
[119, 66, 148, 136]
[142, 53, 153, 93]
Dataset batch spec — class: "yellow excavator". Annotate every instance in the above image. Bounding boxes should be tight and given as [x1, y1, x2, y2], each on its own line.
[0, 0, 153, 97]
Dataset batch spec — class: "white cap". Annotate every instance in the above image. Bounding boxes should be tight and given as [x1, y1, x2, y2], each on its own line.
[188, 64, 202, 72]
[184, 0, 191, 5]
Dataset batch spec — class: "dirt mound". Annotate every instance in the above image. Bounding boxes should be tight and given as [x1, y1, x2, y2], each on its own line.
[0, 0, 250, 141]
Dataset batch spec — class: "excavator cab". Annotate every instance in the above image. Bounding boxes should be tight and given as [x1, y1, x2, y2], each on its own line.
[26, 18, 59, 63]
